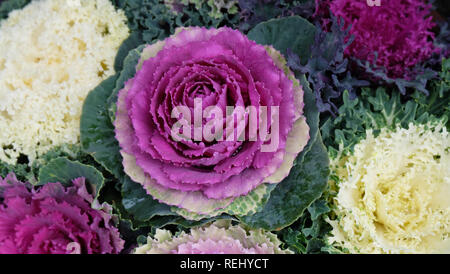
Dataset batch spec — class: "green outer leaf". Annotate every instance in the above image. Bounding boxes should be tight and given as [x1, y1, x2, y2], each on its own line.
[247, 16, 316, 65]
[37, 157, 104, 200]
[225, 184, 276, 216]
[297, 74, 320, 162]
[240, 132, 329, 231]
[121, 176, 175, 222]
[146, 214, 235, 229]
[171, 183, 277, 221]
[80, 67, 180, 228]
[240, 85, 329, 230]
[108, 44, 146, 123]
[113, 31, 144, 72]
[237, 16, 327, 230]
[80, 74, 124, 180]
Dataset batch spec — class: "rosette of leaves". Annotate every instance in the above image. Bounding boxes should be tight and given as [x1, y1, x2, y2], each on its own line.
[314, 0, 447, 98]
[80, 16, 330, 232]
[135, 220, 293, 254]
[301, 60, 448, 254]
[0, 157, 124, 254]
[279, 59, 450, 254]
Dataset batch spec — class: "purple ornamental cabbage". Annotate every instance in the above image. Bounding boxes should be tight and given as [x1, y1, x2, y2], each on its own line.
[115, 27, 309, 219]
[315, 0, 437, 79]
[134, 220, 293, 254]
[0, 173, 124, 254]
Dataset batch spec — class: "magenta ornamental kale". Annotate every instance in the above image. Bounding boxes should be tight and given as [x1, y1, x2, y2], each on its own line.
[0, 174, 124, 254]
[316, 0, 437, 79]
[115, 27, 309, 218]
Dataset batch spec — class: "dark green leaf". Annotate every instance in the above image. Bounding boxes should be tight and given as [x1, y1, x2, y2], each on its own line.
[113, 31, 144, 72]
[307, 199, 330, 221]
[241, 133, 329, 230]
[247, 16, 316, 65]
[279, 228, 307, 254]
[80, 75, 125, 180]
[37, 157, 104, 199]
[107, 44, 146, 123]
[240, 21, 327, 230]
[121, 176, 175, 222]
[296, 74, 320, 164]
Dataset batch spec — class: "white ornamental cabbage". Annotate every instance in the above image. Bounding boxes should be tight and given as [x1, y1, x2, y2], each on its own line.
[0, 0, 129, 164]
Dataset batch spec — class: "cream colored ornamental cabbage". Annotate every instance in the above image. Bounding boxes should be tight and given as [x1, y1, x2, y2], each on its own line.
[0, 0, 129, 164]
[329, 123, 450, 254]
[135, 220, 293, 254]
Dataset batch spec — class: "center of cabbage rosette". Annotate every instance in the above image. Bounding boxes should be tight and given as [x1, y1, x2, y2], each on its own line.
[115, 27, 309, 218]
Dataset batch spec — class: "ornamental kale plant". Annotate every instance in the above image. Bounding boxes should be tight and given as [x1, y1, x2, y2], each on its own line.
[135, 220, 293, 254]
[80, 16, 329, 234]
[0, 172, 124, 254]
[329, 123, 450, 254]
[113, 27, 309, 220]
[0, 0, 448, 255]
[0, 0, 129, 165]
[317, 0, 438, 80]
[316, 59, 449, 254]
[314, 0, 446, 97]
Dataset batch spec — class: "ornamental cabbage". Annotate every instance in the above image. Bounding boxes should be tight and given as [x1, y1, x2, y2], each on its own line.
[328, 123, 450, 254]
[135, 220, 292, 254]
[0, 0, 129, 165]
[0, 173, 124, 254]
[114, 27, 309, 219]
[316, 0, 437, 79]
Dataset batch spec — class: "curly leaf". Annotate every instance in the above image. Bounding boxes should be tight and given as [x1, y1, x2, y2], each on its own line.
[321, 85, 449, 157]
